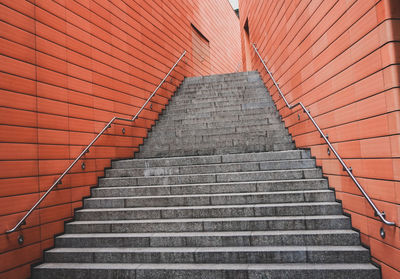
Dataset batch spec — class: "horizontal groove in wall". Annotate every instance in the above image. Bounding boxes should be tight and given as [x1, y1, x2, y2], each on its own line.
[0, 0, 242, 277]
[242, 0, 399, 275]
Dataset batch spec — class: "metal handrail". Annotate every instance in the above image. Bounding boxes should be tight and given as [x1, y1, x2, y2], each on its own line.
[6, 51, 187, 234]
[252, 43, 395, 227]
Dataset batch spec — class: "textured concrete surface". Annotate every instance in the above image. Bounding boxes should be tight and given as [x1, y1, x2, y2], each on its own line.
[32, 72, 379, 278]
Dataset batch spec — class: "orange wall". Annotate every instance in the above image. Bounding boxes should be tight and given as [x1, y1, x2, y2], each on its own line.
[0, 0, 241, 277]
[239, 0, 400, 277]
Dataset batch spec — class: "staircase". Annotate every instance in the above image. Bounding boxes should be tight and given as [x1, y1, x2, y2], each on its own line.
[33, 72, 380, 278]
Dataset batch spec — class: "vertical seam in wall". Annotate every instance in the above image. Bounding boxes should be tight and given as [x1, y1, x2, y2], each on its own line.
[32, 0, 42, 255]
[64, 0, 73, 236]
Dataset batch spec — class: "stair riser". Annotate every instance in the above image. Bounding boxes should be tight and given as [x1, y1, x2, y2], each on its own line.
[183, 72, 258, 82]
[182, 77, 261, 87]
[32, 267, 380, 279]
[144, 135, 289, 148]
[136, 143, 295, 157]
[139, 143, 294, 157]
[165, 96, 273, 109]
[181, 75, 263, 83]
[149, 124, 287, 137]
[55, 233, 361, 248]
[84, 191, 335, 209]
[76, 204, 342, 220]
[173, 92, 268, 102]
[65, 218, 351, 233]
[84, 193, 335, 209]
[168, 97, 274, 106]
[184, 72, 258, 82]
[99, 169, 322, 187]
[106, 160, 315, 178]
[112, 150, 309, 168]
[160, 107, 278, 121]
[150, 125, 286, 137]
[180, 84, 267, 92]
[93, 180, 328, 197]
[164, 102, 275, 114]
[45, 250, 370, 264]
[143, 134, 292, 147]
[169, 97, 275, 107]
[160, 111, 280, 124]
[157, 118, 282, 130]
[179, 88, 268, 97]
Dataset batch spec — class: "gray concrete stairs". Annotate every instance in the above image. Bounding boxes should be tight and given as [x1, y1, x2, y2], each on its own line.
[32, 72, 380, 278]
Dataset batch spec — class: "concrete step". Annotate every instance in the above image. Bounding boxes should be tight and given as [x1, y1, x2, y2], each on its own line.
[182, 79, 262, 89]
[112, 150, 311, 169]
[44, 246, 371, 264]
[158, 117, 282, 130]
[150, 123, 287, 136]
[164, 101, 275, 115]
[142, 133, 292, 148]
[161, 108, 277, 121]
[160, 107, 278, 121]
[181, 72, 260, 85]
[169, 97, 274, 107]
[76, 202, 342, 220]
[65, 215, 352, 233]
[143, 133, 292, 149]
[136, 142, 295, 158]
[32, 262, 380, 279]
[171, 99, 273, 112]
[176, 80, 266, 91]
[140, 138, 292, 153]
[83, 190, 335, 209]
[174, 89, 270, 102]
[99, 168, 322, 187]
[55, 230, 361, 248]
[146, 129, 291, 143]
[169, 93, 273, 103]
[181, 81, 266, 90]
[92, 179, 329, 197]
[160, 112, 279, 124]
[106, 159, 315, 177]
[157, 113, 281, 125]
[180, 82, 266, 91]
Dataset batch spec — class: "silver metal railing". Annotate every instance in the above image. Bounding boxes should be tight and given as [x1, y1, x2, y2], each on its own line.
[6, 51, 187, 235]
[252, 44, 396, 231]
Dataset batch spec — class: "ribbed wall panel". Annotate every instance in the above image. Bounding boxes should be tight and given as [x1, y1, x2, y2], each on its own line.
[0, 1, 241, 278]
[239, 0, 400, 277]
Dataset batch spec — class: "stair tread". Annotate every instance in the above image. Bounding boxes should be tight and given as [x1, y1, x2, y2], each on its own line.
[86, 189, 332, 200]
[78, 202, 340, 212]
[48, 245, 368, 253]
[101, 168, 319, 180]
[35, 262, 379, 270]
[69, 215, 349, 224]
[57, 229, 359, 239]
[97, 178, 325, 189]
[111, 159, 314, 170]
[121, 150, 306, 162]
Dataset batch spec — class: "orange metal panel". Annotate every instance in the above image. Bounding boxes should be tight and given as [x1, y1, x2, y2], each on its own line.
[0, 0, 241, 277]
